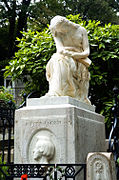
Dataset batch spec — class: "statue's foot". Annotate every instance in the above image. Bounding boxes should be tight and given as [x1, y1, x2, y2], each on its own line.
[44, 92, 60, 97]
[84, 98, 91, 105]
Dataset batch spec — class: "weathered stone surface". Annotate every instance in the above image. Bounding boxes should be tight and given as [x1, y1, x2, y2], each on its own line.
[14, 98, 106, 165]
[87, 152, 117, 180]
[27, 96, 95, 112]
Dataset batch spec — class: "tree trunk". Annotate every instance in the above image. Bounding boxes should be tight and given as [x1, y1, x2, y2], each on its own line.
[8, 15, 16, 58]
[16, 0, 31, 39]
[3, 0, 16, 58]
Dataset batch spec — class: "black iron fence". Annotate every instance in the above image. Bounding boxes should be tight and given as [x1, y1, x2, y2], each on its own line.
[0, 101, 15, 164]
[0, 164, 86, 180]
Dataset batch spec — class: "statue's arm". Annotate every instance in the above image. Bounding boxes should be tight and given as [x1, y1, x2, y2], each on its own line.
[54, 28, 90, 57]
[53, 29, 91, 67]
[53, 36, 64, 53]
[71, 28, 90, 59]
[69, 28, 91, 67]
[54, 35, 79, 53]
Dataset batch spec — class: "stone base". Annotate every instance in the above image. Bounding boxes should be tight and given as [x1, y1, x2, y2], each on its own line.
[14, 97, 106, 165]
[27, 96, 95, 112]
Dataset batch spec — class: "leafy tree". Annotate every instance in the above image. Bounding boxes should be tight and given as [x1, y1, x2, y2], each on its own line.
[0, 0, 31, 58]
[5, 28, 56, 95]
[4, 14, 119, 125]
[28, 0, 119, 30]
[0, 86, 15, 108]
[0, 0, 118, 61]
[28, 0, 66, 30]
[65, 0, 119, 24]
[107, 0, 119, 12]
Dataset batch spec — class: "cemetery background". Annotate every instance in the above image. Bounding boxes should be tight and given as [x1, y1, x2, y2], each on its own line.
[0, 0, 119, 179]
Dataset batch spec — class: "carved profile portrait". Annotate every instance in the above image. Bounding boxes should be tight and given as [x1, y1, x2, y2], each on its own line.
[33, 135, 55, 164]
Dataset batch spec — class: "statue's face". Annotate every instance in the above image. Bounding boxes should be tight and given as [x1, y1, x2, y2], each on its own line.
[33, 136, 55, 163]
[33, 142, 44, 161]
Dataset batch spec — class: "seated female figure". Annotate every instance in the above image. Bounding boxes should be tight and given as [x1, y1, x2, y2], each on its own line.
[45, 16, 91, 104]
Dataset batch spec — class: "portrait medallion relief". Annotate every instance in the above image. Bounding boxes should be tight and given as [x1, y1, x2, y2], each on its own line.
[27, 128, 60, 163]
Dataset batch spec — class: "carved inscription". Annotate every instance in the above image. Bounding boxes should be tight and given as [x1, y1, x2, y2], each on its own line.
[30, 120, 62, 127]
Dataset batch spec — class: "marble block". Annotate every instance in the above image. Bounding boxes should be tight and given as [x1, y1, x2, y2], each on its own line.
[27, 96, 95, 112]
[87, 152, 117, 180]
[14, 97, 106, 166]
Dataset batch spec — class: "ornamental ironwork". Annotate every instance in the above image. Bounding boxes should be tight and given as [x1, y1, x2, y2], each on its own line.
[0, 164, 86, 180]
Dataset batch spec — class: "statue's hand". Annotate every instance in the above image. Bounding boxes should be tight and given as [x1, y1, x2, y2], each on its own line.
[71, 52, 89, 59]
[57, 48, 64, 54]
[58, 48, 72, 56]
[71, 52, 81, 59]
[64, 47, 79, 52]
[62, 50, 72, 56]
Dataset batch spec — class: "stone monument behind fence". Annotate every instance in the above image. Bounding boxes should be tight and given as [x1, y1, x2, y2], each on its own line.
[87, 152, 117, 180]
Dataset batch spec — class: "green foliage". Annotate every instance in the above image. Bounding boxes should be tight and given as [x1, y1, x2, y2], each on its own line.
[117, 157, 119, 166]
[4, 14, 119, 125]
[0, 156, 8, 180]
[77, 0, 119, 24]
[28, 0, 119, 32]
[87, 20, 119, 124]
[0, 86, 15, 107]
[28, 0, 67, 30]
[5, 28, 56, 95]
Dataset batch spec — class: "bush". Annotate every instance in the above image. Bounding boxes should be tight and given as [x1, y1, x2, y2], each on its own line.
[5, 28, 56, 96]
[0, 156, 8, 180]
[0, 87, 15, 108]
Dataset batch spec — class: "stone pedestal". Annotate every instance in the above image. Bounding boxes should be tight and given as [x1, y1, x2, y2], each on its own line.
[14, 96, 106, 165]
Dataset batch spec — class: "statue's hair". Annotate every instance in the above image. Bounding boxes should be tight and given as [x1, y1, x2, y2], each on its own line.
[49, 15, 79, 34]
[50, 16, 68, 29]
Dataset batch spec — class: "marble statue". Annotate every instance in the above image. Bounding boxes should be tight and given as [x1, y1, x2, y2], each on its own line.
[45, 15, 91, 104]
[33, 136, 55, 164]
